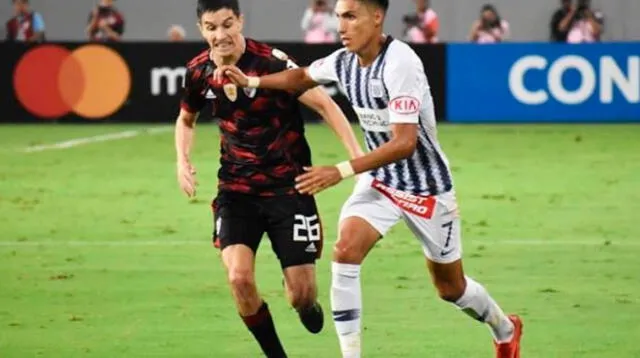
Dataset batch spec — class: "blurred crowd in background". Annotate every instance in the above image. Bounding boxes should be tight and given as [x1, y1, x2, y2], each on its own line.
[5, 0, 607, 45]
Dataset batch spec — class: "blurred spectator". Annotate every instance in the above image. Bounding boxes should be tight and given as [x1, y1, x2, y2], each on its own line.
[403, 0, 439, 44]
[469, 4, 509, 44]
[402, 14, 424, 43]
[86, 0, 125, 42]
[5, 0, 45, 42]
[558, 0, 603, 43]
[301, 0, 338, 44]
[167, 25, 186, 42]
[550, 0, 572, 42]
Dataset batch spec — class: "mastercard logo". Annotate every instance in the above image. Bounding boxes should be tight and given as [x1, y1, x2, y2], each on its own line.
[13, 44, 131, 119]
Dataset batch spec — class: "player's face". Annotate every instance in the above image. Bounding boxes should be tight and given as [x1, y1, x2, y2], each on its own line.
[335, 0, 384, 53]
[198, 9, 244, 57]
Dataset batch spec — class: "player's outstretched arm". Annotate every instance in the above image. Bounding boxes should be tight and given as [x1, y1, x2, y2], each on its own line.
[175, 109, 198, 198]
[298, 88, 364, 160]
[295, 124, 417, 195]
[216, 65, 319, 93]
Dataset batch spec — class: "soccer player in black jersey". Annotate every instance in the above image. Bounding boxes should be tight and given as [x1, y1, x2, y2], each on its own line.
[174, 1, 363, 357]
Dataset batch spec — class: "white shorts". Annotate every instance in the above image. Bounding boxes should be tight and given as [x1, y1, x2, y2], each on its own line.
[339, 175, 462, 264]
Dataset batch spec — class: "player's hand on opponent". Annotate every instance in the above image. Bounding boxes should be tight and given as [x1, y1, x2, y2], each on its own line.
[295, 166, 342, 195]
[214, 65, 249, 87]
[177, 160, 198, 198]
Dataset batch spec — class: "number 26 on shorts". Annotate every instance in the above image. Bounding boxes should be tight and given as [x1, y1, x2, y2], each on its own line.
[293, 214, 321, 242]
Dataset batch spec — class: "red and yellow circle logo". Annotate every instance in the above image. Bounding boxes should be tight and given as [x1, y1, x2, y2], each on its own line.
[13, 44, 131, 119]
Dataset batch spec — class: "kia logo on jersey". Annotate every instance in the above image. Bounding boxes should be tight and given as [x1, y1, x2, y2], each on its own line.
[390, 96, 420, 115]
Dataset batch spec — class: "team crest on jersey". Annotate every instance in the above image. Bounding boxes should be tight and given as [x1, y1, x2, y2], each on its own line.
[223, 83, 238, 102]
[370, 79, 384, 98]
[243, 87, 257, 98]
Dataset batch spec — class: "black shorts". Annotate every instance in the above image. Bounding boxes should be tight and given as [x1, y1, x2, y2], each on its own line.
[212, 191, 323, 269]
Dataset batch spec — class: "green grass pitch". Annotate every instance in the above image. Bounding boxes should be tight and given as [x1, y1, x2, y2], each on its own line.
[0, 123, 639, 357]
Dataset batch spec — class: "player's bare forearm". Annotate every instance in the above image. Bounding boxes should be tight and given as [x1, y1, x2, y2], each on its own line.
[175, 109, 197, 163]
[259, 67, 318, 92]
[298, 88, 364, 160]
[349, 124, 417, 175]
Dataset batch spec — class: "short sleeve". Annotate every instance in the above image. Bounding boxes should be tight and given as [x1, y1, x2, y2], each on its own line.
[307, 49, 344, 84]
[180, 68, 206, 114]
[383, 44, 428, 124]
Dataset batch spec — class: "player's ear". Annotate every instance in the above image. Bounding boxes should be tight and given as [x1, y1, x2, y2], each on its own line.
[373, 8, 384, 27]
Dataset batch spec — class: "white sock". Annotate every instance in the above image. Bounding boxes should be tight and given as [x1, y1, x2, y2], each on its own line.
[455, 276, 514, 343]
[331, 262, 362, 358]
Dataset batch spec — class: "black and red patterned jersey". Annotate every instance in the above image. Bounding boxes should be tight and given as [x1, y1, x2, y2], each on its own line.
[181, 38, 312, 196]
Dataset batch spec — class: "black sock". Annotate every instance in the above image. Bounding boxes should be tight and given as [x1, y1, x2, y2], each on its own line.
[241, 302, 287, 358]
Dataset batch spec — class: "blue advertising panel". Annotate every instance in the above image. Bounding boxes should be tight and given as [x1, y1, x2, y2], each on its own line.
[447, 43, 640, 122]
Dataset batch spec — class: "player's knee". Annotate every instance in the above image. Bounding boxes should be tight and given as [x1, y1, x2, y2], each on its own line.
[332, 240, 363, 263]
[333, 230, 367, 264]
[228, 269, 255, 295]
[434, 280, 466, 303]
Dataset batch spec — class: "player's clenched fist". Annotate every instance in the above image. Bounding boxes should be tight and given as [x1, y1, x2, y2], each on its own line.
[177, 161, 198, 197]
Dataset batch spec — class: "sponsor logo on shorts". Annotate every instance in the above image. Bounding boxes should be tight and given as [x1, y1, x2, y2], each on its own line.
[305, 243, 317, 253]
[440, 248, 455, 256]
[371, 180, 436, 219]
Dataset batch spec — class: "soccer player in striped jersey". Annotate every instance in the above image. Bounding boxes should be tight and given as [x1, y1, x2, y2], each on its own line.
[176, 1, 363, 357]
[216, 0, 523, 357]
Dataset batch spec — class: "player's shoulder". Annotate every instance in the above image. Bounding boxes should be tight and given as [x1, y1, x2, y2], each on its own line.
[186, 48, 210, 70]
[246, 38, 295, 63]
[246, 38, 299, 70]
[245, 38, 274, 59]
[387, 39, 422, 66]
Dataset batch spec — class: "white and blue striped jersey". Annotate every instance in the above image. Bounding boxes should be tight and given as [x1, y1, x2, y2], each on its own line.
[307, 37, 453, 196]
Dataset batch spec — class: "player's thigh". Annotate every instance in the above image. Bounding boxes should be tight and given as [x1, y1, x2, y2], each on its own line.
[264, 194, 323, 269]
[213, 191, 266, 254]
[403, 190, 462, 264]
[221, 244, 257, 282]
[336, 176, 403, 262]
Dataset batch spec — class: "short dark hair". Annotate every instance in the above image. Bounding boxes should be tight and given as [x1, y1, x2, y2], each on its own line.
[360, 0, 389, 12]
[197, 0, 240, 19]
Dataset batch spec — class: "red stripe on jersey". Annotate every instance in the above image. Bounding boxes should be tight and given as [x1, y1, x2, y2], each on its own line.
[246, 39, 272, 59]
[187, 49, 209, 69]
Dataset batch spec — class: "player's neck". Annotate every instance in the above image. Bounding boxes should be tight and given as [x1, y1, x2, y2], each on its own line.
[211, 36, 246, 66]
[357, 33, 386, 67]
